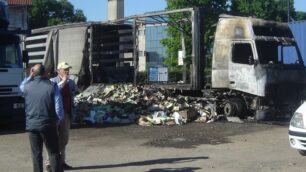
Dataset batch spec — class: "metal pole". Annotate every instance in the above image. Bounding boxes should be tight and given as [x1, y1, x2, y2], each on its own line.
[181, 31, 186, 83]
[133, 19, 138, 85]
[88, 26, 94, 84]
[191, 8, 205, 90]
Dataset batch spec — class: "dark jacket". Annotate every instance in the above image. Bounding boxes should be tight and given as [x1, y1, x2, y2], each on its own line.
[50, 76, 76, 117]
[24, 76, 58, 131]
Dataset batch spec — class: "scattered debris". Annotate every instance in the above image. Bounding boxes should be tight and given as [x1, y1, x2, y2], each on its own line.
[75, 84, 226, 126]
[226, 117, 244, 123]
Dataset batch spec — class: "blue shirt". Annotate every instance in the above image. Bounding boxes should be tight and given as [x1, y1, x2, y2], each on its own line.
[19, 77, 64, 121]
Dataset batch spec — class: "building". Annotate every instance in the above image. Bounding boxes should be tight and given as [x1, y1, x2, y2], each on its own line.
[138, 23, 168, 71]
[145, 25, 167, 68]
[289, 21, 306, 65]
[105, 0, 167, 72]
[7, 0, 32, 31]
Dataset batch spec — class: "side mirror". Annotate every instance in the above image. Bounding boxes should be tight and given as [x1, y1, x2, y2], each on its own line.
[22, 50, 29, 64]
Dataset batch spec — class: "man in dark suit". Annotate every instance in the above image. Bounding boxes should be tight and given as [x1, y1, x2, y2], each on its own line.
[20, 64, 64, 172]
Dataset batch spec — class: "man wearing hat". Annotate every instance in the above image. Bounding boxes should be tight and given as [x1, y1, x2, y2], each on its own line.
[50, 62, 76, 170]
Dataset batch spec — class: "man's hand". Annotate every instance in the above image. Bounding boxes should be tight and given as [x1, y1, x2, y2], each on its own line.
[29, 67, 34, 79]
[62, 75, 68, 83]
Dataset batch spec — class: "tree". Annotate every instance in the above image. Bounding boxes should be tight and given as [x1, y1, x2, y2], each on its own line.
[29, 0, 87, 29]
[73, 9, 87, 22]
[231, 0, 296, 22]
[295, 11, 306, 20]
[161, 0, 229, 69]
[162, 0, 303, 71]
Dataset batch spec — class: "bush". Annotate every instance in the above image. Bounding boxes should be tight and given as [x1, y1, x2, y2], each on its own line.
[137, 71, 148, 84]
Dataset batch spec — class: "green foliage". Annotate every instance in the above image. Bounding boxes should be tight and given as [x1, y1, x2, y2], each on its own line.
[231, 0, 296, 22]
[295, 11, 306, 20]
[137, 71, 148, 84]
[73, 9, 87, 22]
[168, 69, 183, 82]
[162, 0, 229, 69]
[29, 0, 87, 29]
[162, 0, 302, 72]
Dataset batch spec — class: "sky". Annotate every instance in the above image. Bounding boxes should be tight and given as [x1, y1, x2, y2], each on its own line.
[68, 0, 306, 22]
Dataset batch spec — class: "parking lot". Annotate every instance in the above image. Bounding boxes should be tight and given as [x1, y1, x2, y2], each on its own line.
[1, 122, 306, 172]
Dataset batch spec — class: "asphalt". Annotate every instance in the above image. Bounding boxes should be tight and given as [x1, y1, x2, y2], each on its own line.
[0, 122, 305, 172]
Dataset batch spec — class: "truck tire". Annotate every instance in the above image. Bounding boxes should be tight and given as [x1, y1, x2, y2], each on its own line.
[223, 97, 246, 118]
[298, 150, 306, 156]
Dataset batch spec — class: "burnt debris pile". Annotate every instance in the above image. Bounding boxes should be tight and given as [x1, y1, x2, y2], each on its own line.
[75, 84, 224, 126]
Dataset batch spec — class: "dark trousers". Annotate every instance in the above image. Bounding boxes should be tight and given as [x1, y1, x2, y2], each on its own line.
[29, 127, 62, 172]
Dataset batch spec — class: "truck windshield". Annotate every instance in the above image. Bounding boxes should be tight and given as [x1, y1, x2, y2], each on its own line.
[0, 43, 22, 68]
[0, 1, 8, 21]
[255, 40, 303, 65]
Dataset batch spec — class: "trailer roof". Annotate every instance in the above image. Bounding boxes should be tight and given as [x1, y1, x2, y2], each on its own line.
[31, 22, 128, 34]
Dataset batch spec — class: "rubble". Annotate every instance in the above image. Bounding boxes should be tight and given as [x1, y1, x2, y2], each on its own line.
[226, 117, 244, 123]
[75, 84, 224, 126]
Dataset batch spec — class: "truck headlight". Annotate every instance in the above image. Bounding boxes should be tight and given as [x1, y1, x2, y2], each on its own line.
[13, 103, 24, 109]
[290, 113, 305, 129]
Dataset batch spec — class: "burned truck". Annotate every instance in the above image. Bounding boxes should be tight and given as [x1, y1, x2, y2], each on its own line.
[121, 8, 306, 120]
[25, 8, 306, 120]
[211, 15, 306, 119]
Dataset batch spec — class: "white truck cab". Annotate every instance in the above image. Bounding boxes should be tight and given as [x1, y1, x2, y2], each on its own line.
[0, 0, 26, 128]
[289, 101, 306, 155]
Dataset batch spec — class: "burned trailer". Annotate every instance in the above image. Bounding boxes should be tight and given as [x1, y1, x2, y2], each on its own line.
[24, 22, 135, 88]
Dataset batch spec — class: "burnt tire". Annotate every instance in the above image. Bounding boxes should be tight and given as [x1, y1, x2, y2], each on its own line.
[298, 150, 306, 156]
[223, 97, 246, 118]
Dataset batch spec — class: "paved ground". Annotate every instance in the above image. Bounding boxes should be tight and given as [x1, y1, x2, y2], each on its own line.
[0, 121, 305, 172]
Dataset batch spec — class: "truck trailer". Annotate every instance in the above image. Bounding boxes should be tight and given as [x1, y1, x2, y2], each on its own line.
[25, 22, 135, 89]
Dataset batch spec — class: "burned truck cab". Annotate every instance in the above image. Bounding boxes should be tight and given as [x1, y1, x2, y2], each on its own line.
[212, 15, 306, 119]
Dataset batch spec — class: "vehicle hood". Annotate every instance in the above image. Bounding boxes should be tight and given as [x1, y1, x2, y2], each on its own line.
[296, 101, 306, 115]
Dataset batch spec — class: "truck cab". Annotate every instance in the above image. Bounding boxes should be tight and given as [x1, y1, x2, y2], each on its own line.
[0, 0, 25, 128]
[212, 15, 306, 119]
[0, 0, 9, 29]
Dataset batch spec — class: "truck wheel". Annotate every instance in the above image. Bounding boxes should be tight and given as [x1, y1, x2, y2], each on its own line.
[224, 101, 236, 117]
[224, 98, 246, 118]
[298, 150, 306, 156]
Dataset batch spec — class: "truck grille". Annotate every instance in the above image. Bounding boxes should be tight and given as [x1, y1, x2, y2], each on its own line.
[0, 85, 18, 95]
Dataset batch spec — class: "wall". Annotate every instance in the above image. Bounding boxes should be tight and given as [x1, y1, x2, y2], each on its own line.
[8, 6, 28, 30]
[289, 21, 306, 65]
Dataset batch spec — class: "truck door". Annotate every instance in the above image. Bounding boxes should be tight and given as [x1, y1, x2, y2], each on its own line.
[229, 42, 258, 95]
